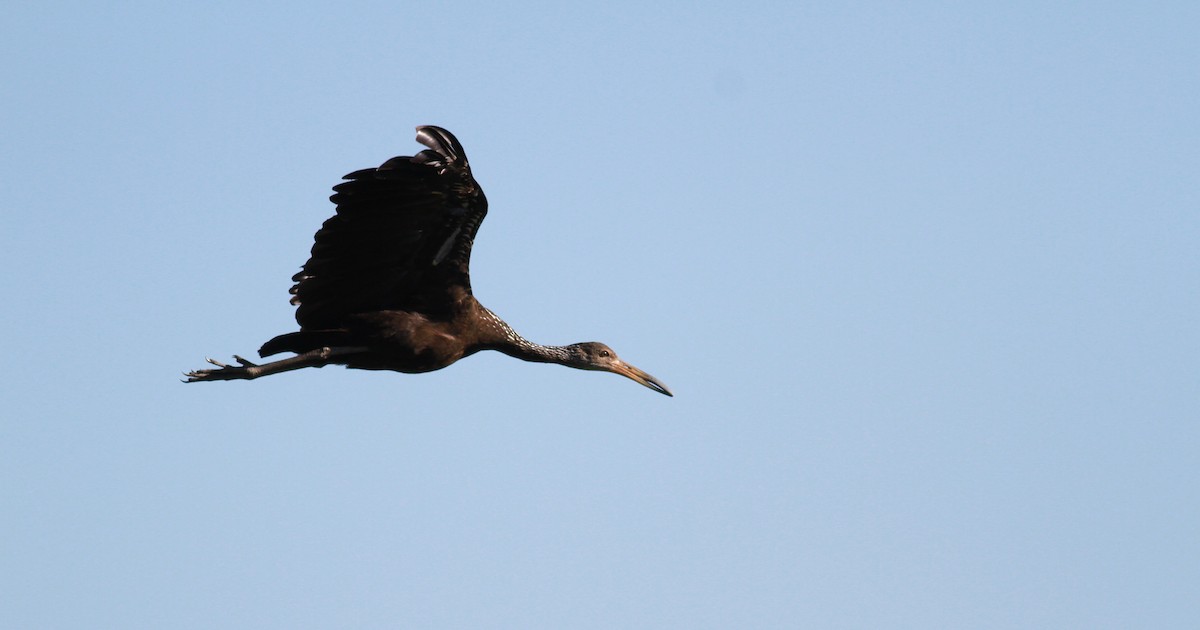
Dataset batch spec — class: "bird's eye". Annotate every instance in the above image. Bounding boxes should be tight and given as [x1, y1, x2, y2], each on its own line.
[600, 350, 610, 358]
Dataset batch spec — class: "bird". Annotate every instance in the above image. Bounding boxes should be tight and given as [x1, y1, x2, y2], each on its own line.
[185, 126, 672, 396]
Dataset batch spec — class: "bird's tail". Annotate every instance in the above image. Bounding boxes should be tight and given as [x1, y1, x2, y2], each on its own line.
[259, 330, 353, 358]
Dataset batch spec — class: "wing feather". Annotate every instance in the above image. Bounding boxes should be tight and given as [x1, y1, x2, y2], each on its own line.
[289, 126, 488, 330]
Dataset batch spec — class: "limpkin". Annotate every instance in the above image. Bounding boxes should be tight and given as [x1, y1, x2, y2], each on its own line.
[185, 126, 672, 396]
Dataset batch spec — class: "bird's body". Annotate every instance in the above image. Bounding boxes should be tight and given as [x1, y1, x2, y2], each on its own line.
[187, 126, 671, 396]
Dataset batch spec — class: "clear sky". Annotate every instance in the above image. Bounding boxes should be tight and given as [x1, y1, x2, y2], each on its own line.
[2, 2, 1197, 628]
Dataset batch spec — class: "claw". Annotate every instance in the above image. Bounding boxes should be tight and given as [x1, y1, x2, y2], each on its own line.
[185, 354, 262, 382]
[233, 355, 258, 367]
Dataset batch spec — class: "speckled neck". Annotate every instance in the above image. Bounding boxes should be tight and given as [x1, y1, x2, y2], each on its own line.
[477, 307, 575, 364]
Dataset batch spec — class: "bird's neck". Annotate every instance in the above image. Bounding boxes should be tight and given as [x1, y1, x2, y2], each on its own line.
[476, 307, 576, 365]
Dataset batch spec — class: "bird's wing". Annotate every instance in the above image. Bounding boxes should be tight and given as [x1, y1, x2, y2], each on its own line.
[289, 126, 488, 330]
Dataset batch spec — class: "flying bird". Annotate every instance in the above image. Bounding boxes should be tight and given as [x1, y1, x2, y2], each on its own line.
[186, 126, 672, 396]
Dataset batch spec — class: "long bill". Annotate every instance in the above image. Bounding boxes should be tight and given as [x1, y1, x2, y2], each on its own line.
[609, 360, 673, 397]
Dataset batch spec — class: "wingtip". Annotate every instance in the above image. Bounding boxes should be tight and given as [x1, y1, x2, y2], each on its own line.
[414, 125, 467, 164]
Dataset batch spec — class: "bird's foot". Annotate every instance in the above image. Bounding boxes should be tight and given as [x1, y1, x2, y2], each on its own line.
[184, 355, 262, 382]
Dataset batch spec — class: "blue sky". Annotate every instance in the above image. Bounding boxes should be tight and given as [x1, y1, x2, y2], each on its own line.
[2, 2, 1197, 628]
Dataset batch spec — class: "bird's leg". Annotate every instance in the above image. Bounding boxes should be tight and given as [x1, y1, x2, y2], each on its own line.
[184, 347, 361, 382]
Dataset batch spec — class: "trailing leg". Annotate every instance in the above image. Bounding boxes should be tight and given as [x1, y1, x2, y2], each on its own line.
[184, 347, 363, 382]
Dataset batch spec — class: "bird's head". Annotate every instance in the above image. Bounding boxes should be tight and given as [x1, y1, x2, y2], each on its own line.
[566, 342, 673, 397]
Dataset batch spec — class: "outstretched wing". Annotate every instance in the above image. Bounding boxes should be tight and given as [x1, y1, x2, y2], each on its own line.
[289, 126, 488, 330]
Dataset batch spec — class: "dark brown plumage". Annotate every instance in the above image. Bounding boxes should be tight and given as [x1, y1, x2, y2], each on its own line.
[186, 126, 671, 396]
